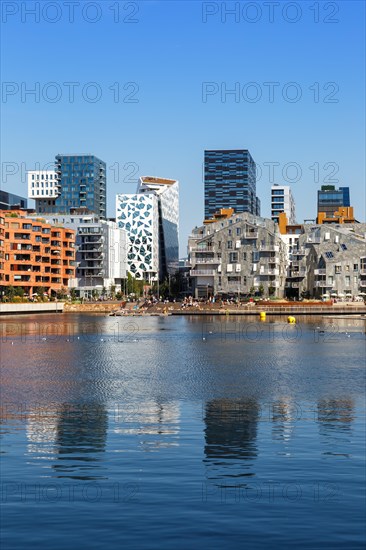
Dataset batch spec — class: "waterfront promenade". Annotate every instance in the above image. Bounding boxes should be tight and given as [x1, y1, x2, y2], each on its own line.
[1, 300, 365, 317]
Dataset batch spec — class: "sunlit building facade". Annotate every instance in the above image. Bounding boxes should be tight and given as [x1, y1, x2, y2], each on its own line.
[116, 176, 179, 281]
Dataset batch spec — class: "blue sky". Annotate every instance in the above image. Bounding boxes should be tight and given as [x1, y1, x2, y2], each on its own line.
[1, 0, 365, 255]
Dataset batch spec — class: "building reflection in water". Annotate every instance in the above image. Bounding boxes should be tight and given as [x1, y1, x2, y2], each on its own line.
[316, 398, 355, 458]
[271, 398, 298, 444]
[26, 403, 108, 480]
[112, 400, 180, 451]
[203, 399, 259, 483]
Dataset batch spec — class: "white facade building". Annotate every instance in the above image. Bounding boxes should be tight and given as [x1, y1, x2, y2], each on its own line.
[29, 213, 127, 296]
[271, 184, 296, 225]
[27, 170, 60, 201]
[116, 176, 179, 281]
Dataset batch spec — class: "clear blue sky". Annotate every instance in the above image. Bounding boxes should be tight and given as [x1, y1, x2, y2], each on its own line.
[1, 0, 365, 255]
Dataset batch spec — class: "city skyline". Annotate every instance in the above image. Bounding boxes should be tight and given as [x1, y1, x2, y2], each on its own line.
[2, 1, 365, 255]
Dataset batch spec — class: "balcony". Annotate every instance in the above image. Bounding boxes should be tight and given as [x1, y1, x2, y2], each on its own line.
[360, 268, 366, 275]
[193, 256, 220, 264]
[359, 280, 366, 288]
[314, 268, 326, 276]
[288, 269, 306, 278]
[315, 281, 333, 287]
[190, 247, 214, 253]
[244, 231, 258, 239]
[259, 244, 279, 252]
[190, 269, 216, 276]
[260, 268, 279, 276]
[306, 237, 321, 244]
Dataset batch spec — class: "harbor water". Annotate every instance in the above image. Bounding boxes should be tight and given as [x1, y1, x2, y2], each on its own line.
[1, 313, 365, 549]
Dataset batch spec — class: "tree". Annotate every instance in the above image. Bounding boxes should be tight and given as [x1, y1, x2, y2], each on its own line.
[268, 285, 276, 297]
[109, 284, 116, 299]
[4, 286, 16, 301]
[258, 285, 264, 297]
[56, 286, 68, 299]
[70, 288, 78, 301]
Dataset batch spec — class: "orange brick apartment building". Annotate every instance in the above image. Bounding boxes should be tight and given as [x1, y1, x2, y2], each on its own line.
[0, 210, 76, 296]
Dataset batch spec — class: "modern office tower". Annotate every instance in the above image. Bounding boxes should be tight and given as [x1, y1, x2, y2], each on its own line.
[317, 185, 350, 218]
[204, 149, 259, 220]
[0, 190, 28, 210]
[30, 212, 127, 298]
[116, 176, 179, 282]
[27, 155, 106, 217]
[271, 184, 296, 224]
[0, 210, 75, 296]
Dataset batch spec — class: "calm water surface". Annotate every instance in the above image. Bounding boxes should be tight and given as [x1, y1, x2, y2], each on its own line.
[1, 313, 365, 549]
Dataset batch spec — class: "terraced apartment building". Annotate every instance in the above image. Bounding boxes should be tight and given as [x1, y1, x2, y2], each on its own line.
[0, 210, 76, 297]
[188, 212, 287, 298]
[283, 223, 366, 299]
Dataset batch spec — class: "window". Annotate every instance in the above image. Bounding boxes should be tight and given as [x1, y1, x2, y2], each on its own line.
[345, 276, 350, 287]
[341, 244, 347, 251]
[354, 264, 358, 271]
[242, 252, 247, 261]
[325, 251, 334, 259]
[229, 252, 238, 263]
[335, 265, 341, 274]
[328, 276, 334, 285]
[228, 229, 232, 236]
[227, 241, 233, 249]
[236, 227, 241, 236]
[345, 265, 349, 272]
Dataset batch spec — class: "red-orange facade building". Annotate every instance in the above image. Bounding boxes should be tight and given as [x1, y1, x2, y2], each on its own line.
[0, 210, 76, 296]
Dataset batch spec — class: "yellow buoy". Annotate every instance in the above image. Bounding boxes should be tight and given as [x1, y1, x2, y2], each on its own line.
[259, 311, 266, 321]
[287, 316, 296, 324]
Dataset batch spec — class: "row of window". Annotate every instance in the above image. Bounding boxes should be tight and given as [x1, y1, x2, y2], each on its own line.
[31, 173, 55, 180]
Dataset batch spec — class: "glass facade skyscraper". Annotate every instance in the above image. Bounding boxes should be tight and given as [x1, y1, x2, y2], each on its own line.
[31, 155, 106, 217]
[317, 185, 350, 217]
[204, 149, 259, 220]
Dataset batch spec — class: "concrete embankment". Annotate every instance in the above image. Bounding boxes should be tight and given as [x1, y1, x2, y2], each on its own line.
[0, 302, 64, 315]
[3, 301, 364, 317]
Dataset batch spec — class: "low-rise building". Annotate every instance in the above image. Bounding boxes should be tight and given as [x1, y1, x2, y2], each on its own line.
[278, 214, 366, 299]
[0, 190, 28, 210]
[0, 210, 76, 297]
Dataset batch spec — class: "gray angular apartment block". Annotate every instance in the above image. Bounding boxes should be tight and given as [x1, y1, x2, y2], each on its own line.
[188, 214, 366, 299]
[188, 213, 287, 298]
[284, 223, 366, 298]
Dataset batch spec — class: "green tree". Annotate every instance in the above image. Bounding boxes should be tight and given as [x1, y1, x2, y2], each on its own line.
[56, 286, 68, 299]
[5, 286, 16, 301]
[109, 284, 116, 299]
[70, 288, 78, 301]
